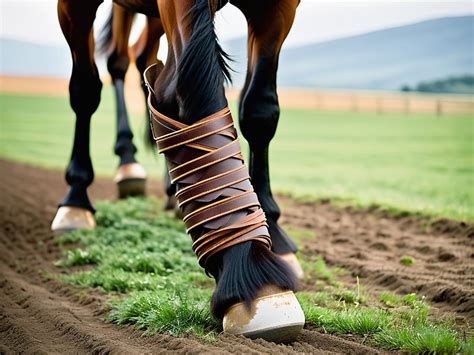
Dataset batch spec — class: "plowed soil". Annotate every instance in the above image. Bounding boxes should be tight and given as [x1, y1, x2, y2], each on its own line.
[1, 159, 473, 354]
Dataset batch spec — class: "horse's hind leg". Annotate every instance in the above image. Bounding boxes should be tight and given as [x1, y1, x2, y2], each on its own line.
[108, 5, 146, 198]
[51, 0, 102, 235]
[233, 0, 303, 278]
[134, 17, 178, 210]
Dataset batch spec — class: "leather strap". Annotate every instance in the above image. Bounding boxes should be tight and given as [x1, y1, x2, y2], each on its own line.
[144, 64, 272, 269]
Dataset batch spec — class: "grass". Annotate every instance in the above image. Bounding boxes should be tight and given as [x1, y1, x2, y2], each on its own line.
[54, 197, 219, 339]
[1, 91, 473, 220]
[400, 255, 415, 266]
[52, 197, 472, 353]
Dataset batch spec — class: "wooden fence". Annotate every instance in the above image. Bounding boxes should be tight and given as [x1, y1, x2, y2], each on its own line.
[226, 88, 474, 116]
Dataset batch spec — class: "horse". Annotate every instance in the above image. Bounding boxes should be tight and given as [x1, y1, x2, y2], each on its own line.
[52, 0, 304, 342]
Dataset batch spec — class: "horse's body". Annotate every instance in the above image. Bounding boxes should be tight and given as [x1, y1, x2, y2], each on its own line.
[54, 0, 303, 341]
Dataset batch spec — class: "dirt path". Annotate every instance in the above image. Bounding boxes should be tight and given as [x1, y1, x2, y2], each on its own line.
[0, 159, 472, 353]
[279, 198, 474, 322]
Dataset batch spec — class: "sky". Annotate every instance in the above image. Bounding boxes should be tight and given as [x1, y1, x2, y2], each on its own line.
[1, 0, 472, 54]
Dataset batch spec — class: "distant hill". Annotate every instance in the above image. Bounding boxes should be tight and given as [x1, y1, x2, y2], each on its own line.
[1, 15, 473, 92]
[223, 15, 474, 91]
[0, 38, 72, 78]
[402, 75, 474, 94]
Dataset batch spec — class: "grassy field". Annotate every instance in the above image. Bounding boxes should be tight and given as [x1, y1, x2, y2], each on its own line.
[52, 197, 473, 353]
[1, 91, 473, 220]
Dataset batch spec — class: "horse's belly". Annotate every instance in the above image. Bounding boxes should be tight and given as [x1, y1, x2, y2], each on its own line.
[113, 0, 159, 17]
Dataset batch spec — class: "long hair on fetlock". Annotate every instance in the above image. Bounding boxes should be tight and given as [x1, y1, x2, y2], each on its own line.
[209, 241, 298, 319]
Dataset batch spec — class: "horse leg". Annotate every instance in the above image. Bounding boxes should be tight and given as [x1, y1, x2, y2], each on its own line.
[134, 17, 178, 211]
[51, 0, 102, 234]
[147, 0, 303, 342]
[108, 5, 146, 198]
[233, 0, 303, 278]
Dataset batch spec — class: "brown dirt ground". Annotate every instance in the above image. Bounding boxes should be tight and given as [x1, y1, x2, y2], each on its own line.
[1, 159, 472, 354]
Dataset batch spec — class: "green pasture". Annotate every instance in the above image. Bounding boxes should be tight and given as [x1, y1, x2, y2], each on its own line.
[1, 90, 473, 220]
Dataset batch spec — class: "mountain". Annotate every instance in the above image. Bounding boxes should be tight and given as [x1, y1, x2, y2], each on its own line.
[1, 15, 473, 91]
[222, 15, 474, 91]
[0, 38, 72, 78]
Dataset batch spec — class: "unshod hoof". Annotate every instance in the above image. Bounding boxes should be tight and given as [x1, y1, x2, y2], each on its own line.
[164, 195, 185, 220]
[114, 163, 147, 198]
[51, 206, 96, 236]
[164, 194, 177, 211]
[223, 285, 305, 343]
[280, 253, 304, 279]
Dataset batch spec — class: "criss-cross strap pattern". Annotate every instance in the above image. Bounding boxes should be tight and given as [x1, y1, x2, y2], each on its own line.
[144, 64, 271, 268]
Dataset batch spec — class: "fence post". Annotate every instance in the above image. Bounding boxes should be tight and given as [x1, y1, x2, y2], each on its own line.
[376, 97, 383, 115]
[436, 99, 442, 116]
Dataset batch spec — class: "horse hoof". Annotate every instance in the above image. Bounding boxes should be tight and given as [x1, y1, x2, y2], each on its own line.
[164, 196, 185, 220]
[114, 163, 147, 198]
[223, 285, 305, 343]
[51, 206, 96, 236]
[164, 195, 177, 210]
[280, 253, 304, 279]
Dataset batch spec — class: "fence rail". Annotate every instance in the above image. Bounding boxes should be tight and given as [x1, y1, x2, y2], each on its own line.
[226, 88, 474, 116]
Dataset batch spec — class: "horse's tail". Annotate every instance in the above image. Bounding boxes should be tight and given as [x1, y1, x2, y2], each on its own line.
[95, 4, 114, 55]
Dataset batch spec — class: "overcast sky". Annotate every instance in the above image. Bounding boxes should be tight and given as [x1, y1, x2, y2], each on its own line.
[1, 0, 472, 51]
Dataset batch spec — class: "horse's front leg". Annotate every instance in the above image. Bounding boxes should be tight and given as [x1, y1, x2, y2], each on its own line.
[107, 5, 146, 198]
[51, 0, 102, 234]
[146, 0, 304, 342]
[233, 0, 303, 277]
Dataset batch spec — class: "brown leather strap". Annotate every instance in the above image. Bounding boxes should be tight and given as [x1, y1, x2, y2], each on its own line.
[176, 166, 249, 207]
[144, 63, 271, 269]
[169, 140, 243, 183]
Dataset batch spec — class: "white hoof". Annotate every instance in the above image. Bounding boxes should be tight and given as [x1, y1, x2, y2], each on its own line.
[280, 253, 305, 279]
[113, 162, 147, 183]
[51, 206, 96, 236]
[223, 285, 305, 343]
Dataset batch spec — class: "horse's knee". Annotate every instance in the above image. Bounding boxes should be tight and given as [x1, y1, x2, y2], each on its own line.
[69, 65, 102, 118]
[239, 82, 280, 149]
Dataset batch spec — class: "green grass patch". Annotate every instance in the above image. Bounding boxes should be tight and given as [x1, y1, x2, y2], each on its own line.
[107, 289, 219, 341]
[400, 255, 415, 266]
[53, 198, 472, 351]
[300, 288, 471, 353]
[55, 197, 218, 338]
[1, 92, 473, 220]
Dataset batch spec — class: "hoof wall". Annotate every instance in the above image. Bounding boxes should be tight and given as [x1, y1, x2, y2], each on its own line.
[223, 286, 305, 343]
[51, 206, 96, 236]
[117, 178, 146, 198]
[114, 163, 147, 198]
[280, 253, 304, 279]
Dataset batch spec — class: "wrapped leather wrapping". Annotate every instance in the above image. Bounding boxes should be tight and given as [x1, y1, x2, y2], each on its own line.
[144, 64, 271, 269]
